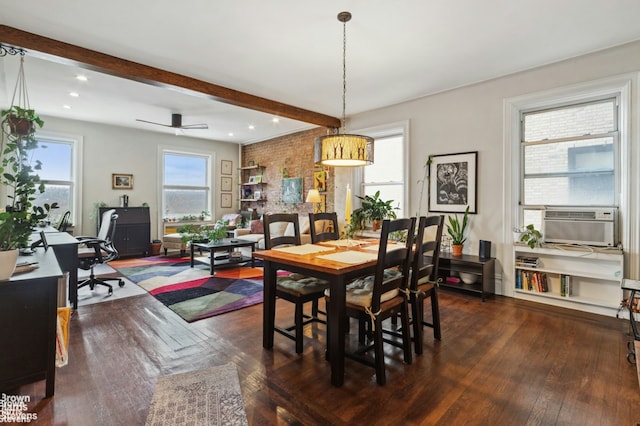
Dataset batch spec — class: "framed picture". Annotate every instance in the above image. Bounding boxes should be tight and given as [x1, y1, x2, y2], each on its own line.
[221, 176, 232, 192]
[112, 173, 133, 189]
[314, 170, 327, 192]
[248, 160, 255, 166]
[429, 151, 477, 213]
[253, 190, 262, 200]
[221, 193, 232, 208]
[281, 177, 303, 203]
[221, 160, 233, 175]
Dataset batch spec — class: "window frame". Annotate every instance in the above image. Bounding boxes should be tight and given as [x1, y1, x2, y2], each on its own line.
[33, 131, 83, 230]
[160, 148, 213, 221]
[353, 121, 409, 219]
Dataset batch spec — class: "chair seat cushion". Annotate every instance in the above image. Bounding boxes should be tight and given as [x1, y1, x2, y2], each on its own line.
[325, 268, 402, 307]
[277, 273, 329, 296]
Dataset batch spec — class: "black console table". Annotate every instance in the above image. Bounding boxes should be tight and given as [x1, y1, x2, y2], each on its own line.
[437, 253, 495, 301]
[99, 207, 150, 257]
[0, 249, 62, 398]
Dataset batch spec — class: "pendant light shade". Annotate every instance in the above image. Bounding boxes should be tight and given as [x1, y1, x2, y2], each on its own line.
[314, 11, 374, 167]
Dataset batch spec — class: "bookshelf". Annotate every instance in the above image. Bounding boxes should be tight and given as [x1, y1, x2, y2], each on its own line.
[437, 253, 495, 302]
[513, 244, 624, 315]
[239, 164, 267, 208]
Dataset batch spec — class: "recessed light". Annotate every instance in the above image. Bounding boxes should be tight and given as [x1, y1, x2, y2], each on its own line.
[69, 92, 79, 97]
[228, 133, 234, 137]
[248, 124, 255, 130]
[76, 75, 87, 81]
[272, 117, 279, 123]
[63, 105, 72, 109]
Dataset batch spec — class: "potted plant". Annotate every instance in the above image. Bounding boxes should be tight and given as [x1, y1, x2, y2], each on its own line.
[199, 210, 210, 221]
[205, 219, 229, 243]
[446, 206, 470, 256]
[0, 105, 47, 279]
[356, 191, 398, 231]
[519, 224, 543, 249]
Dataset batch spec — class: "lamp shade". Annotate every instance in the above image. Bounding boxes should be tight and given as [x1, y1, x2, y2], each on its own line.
[314, 134, 374, 167]
[306, 189, 322, 203]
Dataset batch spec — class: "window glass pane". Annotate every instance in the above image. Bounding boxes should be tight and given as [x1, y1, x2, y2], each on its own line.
[32, 140, 72, 180]
[524, 138, 613, 175]
[523, 100, 615, 141]
[164, 189, 208, 216]
[32, 184, 71, 223]
[164, 154, 207, 186]
[522, 209, 544, 231]
[364, 135, 403, 182]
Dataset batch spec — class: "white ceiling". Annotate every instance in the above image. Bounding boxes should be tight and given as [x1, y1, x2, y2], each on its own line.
[1, 1, 640, 144]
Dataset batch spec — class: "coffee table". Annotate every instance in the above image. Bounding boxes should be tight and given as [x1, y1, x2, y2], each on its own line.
[190, 238, 256, 275]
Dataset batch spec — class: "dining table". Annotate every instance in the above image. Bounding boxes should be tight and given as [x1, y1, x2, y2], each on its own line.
[254, 239, 384, 387]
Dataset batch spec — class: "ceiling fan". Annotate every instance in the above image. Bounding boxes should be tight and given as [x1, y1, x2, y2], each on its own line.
[136, 113, 208, 130]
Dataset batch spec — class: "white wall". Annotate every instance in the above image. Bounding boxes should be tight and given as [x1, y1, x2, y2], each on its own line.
[348, 40, 640, 295]
[37, 116, 240, 239]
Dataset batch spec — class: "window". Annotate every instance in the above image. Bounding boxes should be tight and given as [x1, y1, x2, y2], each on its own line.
[162, 151, 211, 219]
[519, 97, 619, 229]
[31, 135, 79, 225]
[360, 131, 406, 218]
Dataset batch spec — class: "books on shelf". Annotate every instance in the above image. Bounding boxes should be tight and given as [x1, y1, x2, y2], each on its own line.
[560, 274, 571, 297]
[515, 255, 539, 268]
[515, 270, 548, 292]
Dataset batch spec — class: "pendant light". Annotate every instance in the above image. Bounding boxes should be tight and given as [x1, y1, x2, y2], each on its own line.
[314, 11, 374, 167]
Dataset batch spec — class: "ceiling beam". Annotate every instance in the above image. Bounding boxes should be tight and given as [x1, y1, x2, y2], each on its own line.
[0, 25, 341, 129]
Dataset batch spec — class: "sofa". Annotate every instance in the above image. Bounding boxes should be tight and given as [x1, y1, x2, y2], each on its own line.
[233, 215, 311, 249]
[162, 213, 242, 255]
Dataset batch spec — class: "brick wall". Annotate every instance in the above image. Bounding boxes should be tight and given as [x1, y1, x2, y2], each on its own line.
[241, 127, 334, 216]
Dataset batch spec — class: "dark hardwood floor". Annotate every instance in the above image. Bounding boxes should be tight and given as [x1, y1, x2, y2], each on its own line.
[10, 288, 640, 425]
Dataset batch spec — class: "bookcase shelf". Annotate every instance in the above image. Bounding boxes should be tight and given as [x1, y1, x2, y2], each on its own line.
[513, 244, 624, 314]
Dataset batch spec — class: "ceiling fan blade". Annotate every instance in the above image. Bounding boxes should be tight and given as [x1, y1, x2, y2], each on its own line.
[136, 118, 172, 128]
[179, 123, 209, 130]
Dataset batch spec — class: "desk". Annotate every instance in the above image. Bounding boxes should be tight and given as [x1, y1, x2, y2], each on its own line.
[254, 243, 378, 387]
[0, 249, 62, 397]
[31, 231, 80, 309]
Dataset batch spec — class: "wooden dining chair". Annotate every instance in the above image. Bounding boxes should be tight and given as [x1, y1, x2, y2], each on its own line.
[327, 217, 416, 385]
[408, 215, 444, 353]
[263, 213, 329, 354]
[309, 212, 339, 243]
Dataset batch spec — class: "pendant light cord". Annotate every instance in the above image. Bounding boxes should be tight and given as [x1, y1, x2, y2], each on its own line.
[341, 17, 347, 134]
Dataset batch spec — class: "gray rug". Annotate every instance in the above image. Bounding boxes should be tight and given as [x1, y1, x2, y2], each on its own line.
[146, 363, 248, 426]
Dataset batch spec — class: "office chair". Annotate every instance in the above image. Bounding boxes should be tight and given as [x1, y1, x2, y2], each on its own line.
[56, 210, 71, 232]
[77, 209, 124, 295]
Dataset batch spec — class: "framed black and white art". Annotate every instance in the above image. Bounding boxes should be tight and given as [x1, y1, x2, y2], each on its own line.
[428, 151, 477, 213]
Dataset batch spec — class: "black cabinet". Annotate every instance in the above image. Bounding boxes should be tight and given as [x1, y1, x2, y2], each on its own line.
[438, 253, 495, 301]
[0, 250, 61, 397]
[99, 207, 150, 257]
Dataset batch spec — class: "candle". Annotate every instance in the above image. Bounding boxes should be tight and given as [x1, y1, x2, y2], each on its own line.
[345, 184, 352, 225]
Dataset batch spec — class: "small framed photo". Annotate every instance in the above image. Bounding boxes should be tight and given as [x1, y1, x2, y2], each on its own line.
[253, 191, 262, 200]
[112, 173, 133, 189]
[429, 151, 477, 213]
[248, 175, 258, 184]
[221, 193, 232, 208]
[221, 176, 233, 192]
[248, 160, 255, 166]
[221, 160, 233, 175]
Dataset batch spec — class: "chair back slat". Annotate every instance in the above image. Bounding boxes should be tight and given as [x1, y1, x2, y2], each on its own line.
[371, 217, 416, 312]
[411, 215, 444, 291]
[309, 212, 340, 243]
[263, 213, 301, 249]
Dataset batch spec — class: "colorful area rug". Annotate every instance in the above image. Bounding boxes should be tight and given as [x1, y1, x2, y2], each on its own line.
[145, 362, 248, 425]
[110, 255, 264, 322]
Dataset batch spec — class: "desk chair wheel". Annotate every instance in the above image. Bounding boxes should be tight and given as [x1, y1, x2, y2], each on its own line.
[118, 279, 125, 288]
[627, 340, 636, 365]
[107, 287, 113, 296]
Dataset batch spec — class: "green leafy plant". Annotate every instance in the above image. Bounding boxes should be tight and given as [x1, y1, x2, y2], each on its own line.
[520, 224, 543, 249]
[446, 206, 470, 246]
[205, 219, 229, 243]
[0, 105, 47, 251]
[356, 190, 398, 223]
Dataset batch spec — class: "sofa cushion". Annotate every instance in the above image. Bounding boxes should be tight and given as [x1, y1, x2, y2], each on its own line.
[250, 219, 264, 234]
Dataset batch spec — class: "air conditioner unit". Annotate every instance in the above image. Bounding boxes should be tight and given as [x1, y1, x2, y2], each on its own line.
[542, 207, 618, 247]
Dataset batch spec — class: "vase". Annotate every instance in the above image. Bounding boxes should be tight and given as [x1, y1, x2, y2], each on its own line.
[372, 220, 382, 232]
[0, 249, 19, 280]
[451, 244, 464, 256]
